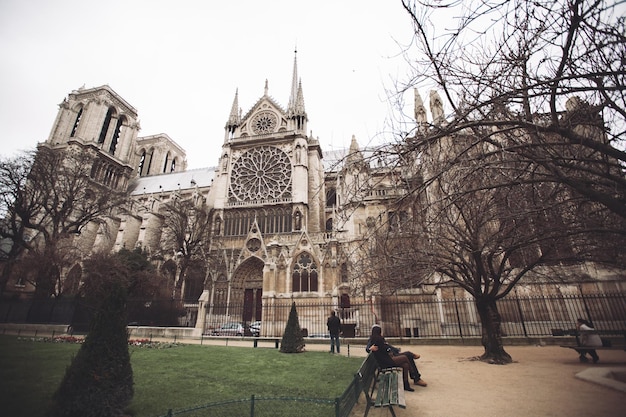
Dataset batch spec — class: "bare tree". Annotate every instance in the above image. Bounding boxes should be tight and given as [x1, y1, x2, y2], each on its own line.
[398, 0, 625, 218]
[350, 0, 626, 362]
[0, 151, 37, 296]
[0, 146, 128, 297]
[158, 191, 215, 300]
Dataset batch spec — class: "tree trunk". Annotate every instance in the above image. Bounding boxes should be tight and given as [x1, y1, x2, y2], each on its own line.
[172, 264, 186, 300]
[0, 260, 16, 297]
[476, 297, 512, 364]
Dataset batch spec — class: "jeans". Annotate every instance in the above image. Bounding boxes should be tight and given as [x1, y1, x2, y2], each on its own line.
[330, 333, 340, 353]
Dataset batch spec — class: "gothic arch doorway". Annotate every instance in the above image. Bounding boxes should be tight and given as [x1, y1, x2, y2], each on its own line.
[231, 257, 264, 324]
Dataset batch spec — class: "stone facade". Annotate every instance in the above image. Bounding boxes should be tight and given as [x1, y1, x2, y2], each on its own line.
[7, 54, 623, 337]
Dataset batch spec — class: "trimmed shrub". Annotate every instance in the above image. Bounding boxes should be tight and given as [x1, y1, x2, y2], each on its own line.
[46, 255, 133, 417]
[280, 302, 305, 353]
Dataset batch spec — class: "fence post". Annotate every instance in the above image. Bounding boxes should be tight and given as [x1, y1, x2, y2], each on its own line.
[335, 396, 340, 417]
[452, 289, 463, 338]
[166, 409, 172, 417]
[514, 291, 528, 337]
[250, 394, 255, 417]
[579, 286, 594, 325]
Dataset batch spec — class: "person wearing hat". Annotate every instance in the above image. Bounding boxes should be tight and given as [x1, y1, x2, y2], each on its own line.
[366, 324, 427, 391]
[575, 318, 602, 363]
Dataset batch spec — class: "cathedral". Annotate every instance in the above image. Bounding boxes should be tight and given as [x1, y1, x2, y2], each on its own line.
[31, 53, 410, 337]
[10, 52, 624, 338]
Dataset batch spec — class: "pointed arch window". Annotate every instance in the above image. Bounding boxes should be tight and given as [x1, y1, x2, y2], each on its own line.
[292, 252, 318, 292]
[326, 187, 336, 207]
[70, 106, 83, 137]
[341, 263, 348, 283]
[163, 152, 171, 173]
[138, 151, 146, 176]
[98, 107, 114, 144]
[170, 158, 176, 172]
[139, 148, 155, 176]
[109, 115, 125, 155]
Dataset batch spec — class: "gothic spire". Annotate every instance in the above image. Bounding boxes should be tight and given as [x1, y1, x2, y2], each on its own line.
[287, 48, 299, 113]
[295, 80, 305, 114]
[225, 88, 240, 135]
[227, 88, 240, 125]
[346, 135, 364, 166]
[287, 49, 306, 117]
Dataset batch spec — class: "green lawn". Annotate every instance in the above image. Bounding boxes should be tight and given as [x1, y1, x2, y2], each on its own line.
[0, 335, 362, 417]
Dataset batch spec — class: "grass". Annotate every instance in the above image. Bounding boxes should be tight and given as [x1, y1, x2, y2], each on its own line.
[0, 335, 363, 417]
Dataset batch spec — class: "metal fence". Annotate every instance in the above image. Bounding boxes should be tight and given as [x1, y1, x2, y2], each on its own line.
[156, 396, 339, 417]
[2, 292, 625, 338]
[155, 379, 360, 417]
[204, 292, 626, 338]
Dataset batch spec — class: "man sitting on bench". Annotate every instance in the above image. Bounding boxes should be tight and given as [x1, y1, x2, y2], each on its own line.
[367, 324, 422, 392]
[575, 318, 602, 363]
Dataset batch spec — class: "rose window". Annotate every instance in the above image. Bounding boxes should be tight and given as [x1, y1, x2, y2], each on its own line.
[251, 111, 278, 134]
[230, 146, 292, 202]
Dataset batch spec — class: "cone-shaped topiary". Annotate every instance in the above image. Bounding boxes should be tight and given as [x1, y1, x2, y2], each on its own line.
[280, 302, 306, 353]
[47, 254, 133, 417]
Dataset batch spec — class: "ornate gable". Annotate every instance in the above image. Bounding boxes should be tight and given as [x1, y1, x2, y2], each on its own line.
[239, 95, 288, 137]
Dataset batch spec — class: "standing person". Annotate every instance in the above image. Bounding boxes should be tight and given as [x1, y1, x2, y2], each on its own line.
[327, 311, 341, 354]
[575, 318, 602, 363]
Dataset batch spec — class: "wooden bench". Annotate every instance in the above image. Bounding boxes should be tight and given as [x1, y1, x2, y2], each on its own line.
[559, 329, 626, 360]
[356, 354, 406, 417]
[373, 368, 406, 416]
[252, 337, 280, 349]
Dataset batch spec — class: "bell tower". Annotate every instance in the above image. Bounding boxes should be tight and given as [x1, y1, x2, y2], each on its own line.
[45, 85, 141, 191]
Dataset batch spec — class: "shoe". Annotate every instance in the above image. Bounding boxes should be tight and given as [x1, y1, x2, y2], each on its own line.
[415, 379, 427, 387]
[413, 353, 420, 359]
[579, 356, 589, 363]
[404, 385, 415, 392]
[593, 357, 599, 363]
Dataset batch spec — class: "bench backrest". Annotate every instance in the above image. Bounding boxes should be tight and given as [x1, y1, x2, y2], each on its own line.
[356, 354, 379, 398]
[374, 368, 406, 408]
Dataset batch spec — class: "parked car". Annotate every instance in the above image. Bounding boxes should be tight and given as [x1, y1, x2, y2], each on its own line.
[249, 321, 261, 337]
[212, 322, 245, 336]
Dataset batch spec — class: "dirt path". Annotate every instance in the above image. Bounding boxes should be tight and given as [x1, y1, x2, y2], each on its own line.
[345, 344, 626, 417]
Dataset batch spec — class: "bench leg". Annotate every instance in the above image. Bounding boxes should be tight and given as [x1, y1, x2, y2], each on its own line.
[364, 400, 373, 417]
[388, 406, 398, 417]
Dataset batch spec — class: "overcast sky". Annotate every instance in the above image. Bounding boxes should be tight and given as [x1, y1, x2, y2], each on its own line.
[0, 0, 419, 169]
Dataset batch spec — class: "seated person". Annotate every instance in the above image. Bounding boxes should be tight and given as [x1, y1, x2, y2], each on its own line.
[366, 324, 427, 390]
[575, 318, 602, 363]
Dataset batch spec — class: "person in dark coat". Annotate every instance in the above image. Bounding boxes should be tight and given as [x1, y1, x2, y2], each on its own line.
[366, 324, 427, 390]
[327, 311, 341, 354]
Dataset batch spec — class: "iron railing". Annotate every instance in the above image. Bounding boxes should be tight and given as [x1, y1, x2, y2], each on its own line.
[155, 377, 362, 417]
[1, 292, 625, 338]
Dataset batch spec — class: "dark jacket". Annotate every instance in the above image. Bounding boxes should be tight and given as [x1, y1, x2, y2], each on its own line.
[327, 315, 341, 336]
[368, 334, 396, 368]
